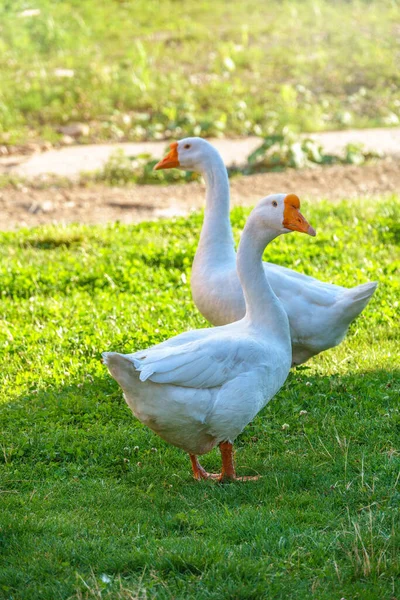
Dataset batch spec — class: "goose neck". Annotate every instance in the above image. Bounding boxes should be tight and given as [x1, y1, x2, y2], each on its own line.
[237, 217, 288, 331]
[198, 154, 233, 248]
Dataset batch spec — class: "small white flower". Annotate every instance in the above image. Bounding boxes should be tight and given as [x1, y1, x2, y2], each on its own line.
[299, 410, 308, 416]
[54, 68, 75, 78]
[18, 8, 41, 18]
[281, 423, 290, 430]
[223, 57, 236, 72]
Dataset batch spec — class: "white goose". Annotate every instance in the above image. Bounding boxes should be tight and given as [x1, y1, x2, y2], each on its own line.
[155, 138, 377, 366]
[104, 193, 315, 481]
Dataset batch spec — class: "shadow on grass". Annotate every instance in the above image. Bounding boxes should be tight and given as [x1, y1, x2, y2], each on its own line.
[1, 368, 399, 600]
[1, 366, 398, 487]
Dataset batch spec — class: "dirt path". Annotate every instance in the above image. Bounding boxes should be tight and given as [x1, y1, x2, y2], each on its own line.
[1, 126, 399, 230]
[1, 157, 397, 230]
[2, 127, 400, 180]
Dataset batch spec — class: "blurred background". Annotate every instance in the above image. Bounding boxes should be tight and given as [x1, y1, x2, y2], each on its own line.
[1, 0, 399, 144]
[0, 0, 399, 226]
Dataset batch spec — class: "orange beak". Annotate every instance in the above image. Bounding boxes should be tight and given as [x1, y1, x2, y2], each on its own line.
[154, 142, 180, 170]
[283, 194, 316, 236]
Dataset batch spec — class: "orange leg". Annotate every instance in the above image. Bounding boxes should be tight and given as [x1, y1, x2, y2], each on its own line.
[189, 454, 219, 480]
[218, 441, 260, 483]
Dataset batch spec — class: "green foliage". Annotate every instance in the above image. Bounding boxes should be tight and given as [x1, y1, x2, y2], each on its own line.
[246, 131, 382, 172]
[247, 132, 328, 170]
[0, 198, 399, 599]
[88, 134, 384, 186]
[89, 149, 201, 186]
[0, 0, 400, 145]
[343, 143, 383, 166]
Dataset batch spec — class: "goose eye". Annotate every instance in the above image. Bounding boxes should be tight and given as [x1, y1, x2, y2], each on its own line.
[272, 200, 278, 207]
[184, 144, 191, 149]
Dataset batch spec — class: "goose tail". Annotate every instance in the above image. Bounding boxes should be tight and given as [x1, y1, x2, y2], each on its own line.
[102, 352, 139, 388]
[341, 281, 377, 322]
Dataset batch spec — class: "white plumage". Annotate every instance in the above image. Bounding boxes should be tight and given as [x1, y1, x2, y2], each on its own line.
[104, 326, 287, 456]
[104, 193, 313, 481]
[155, 137, 377, 366]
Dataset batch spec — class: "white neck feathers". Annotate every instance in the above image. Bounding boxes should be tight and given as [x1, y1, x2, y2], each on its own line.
[237, 212, 289, 332]
[197, 149, 235, 256]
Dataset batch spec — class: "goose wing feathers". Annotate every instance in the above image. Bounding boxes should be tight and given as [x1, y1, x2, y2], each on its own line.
[125, 332, 265, 389]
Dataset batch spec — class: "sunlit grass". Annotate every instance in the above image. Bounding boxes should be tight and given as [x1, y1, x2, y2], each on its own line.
[1, 0, 400, 145]
[0, 197, 399, 599]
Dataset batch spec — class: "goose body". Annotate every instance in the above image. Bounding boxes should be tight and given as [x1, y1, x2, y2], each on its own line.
[104, 321, 289, 457]
[155, 138, 377, 366]
[104, 193, 314, 480]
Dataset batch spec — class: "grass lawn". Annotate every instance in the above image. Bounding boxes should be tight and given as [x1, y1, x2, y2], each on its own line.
[1, 0, 400, 145]
[0, 197, 399, 599]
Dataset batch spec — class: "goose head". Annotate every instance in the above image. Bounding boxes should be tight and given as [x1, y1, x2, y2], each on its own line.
[154, 141, 315, 236]
[154, 137, 217, 172]
[252, 193, 316, 237]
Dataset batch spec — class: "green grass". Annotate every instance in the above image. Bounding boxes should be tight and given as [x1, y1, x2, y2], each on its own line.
[1, 0, 400, 146]
[0, 198, 399, 599]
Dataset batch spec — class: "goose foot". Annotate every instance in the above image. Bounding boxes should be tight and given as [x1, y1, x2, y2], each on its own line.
[219, 474, 261, 482]
[190, 444, 260, 482]
[218, 441, 260, 483]
[189, 455, 219, 480]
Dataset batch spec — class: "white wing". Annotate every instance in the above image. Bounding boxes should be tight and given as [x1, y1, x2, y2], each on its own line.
[125, 331, 266, 389]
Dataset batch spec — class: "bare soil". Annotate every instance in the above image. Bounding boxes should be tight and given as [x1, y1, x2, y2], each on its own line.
[1, 157, 398, 230]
